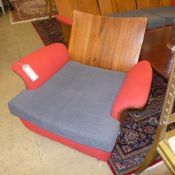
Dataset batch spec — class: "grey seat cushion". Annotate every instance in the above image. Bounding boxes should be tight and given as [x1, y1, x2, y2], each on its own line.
[110, 10, 166, 29]
[9, 61, 126, 152]
[143, 6, 175, 25]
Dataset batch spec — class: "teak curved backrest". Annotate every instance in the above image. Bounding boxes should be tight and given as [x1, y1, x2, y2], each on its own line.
[136, 0, 172, 9]
[69, 11, 147, 72]
[98, 0, 136, 15]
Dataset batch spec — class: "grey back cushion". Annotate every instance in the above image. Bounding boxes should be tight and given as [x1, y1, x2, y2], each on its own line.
[110, 10, 166, 29]
[9, 61, 126, 152]
[143, 6, 175, 25]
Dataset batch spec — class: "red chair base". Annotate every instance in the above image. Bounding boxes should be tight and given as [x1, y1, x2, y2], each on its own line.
[20, 118, 111, 161]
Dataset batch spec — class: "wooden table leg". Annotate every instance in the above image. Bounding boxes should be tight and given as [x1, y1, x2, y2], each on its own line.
[45, 0, 52, 19]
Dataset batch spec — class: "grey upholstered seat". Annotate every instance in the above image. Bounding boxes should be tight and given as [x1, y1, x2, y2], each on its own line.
[143, 6, 175, 25]
[110, 10, 166, 29]
[9, 61, 126, 152]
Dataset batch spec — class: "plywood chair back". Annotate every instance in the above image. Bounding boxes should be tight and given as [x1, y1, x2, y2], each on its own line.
[54, 0, 101, 44]
[136, 0, 172, 9]
[97, 0, 136, 15]
[68, 11, 147, 72]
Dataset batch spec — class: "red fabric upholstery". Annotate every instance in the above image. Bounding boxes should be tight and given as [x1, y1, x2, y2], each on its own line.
[112, 61, 152, 120]
[12, 43, 152, 161]
[12, 43, 69, 90]
[55, 15, 73, 26]
[20, 118, 111, 161]
[172, 0, 175, 5]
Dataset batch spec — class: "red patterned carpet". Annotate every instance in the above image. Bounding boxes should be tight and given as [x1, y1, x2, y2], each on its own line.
[10, 0, 57, 23]
[32, 18, 65, 45]
[32, 18, 174, 175]
[109, 72, 167, 174]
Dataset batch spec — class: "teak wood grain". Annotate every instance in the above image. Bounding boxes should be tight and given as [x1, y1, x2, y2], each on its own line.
[55, 0, 100, 18]
[69, 11, 147, 72]
[136, 0, 172, 9]
[97, 0, 118, 15]
[97, 0, 136, 15]
[116, 0, 137, 12]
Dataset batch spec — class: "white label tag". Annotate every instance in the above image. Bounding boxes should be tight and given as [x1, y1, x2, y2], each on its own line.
[22, 64, 39, 81]
[168, 136, 175, 154]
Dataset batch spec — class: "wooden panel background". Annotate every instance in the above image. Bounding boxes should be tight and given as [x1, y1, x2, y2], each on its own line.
[69, 11, 147, 72]
[55, 0, 100, 18]
[55, 0, 173, 17]
[54, 0, 101, 44]
[115, 0, 137, 12]
[98, 0, 136, 14]
[97, 0, 118, 15]
[136, 0, 172, 9]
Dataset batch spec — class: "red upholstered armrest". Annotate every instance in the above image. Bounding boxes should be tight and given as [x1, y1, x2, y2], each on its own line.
[55, 15, 73, 26]
[112, 61, 152, 120]
[172, 0, 175, 6]
[12, 43, 69, 90]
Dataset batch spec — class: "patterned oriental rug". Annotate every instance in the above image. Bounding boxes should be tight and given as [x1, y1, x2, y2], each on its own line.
[10, 0, 58, 24]
[32, 18, 66, 45]
[32, 18, 174, 175]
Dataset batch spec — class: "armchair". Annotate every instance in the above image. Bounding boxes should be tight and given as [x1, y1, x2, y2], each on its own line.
[9, 11, 152, 161]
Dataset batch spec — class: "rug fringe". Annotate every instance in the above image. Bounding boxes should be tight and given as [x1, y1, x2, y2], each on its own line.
[9, 12, 56, 24]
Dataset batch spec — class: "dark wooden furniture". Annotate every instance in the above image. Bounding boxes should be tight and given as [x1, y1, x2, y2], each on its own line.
[136, 0, 172, 9]
[98, 0, 137, 15]
[141, 26, 173, 79]
[45, 0, 53, 19]
[98, 0, 172, 14]
[54, 0, 100, 44]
